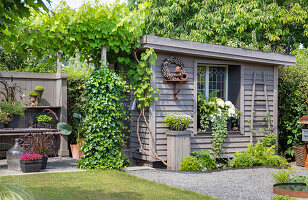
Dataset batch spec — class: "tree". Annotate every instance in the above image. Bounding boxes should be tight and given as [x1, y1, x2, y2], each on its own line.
[131, 0, 307, 53]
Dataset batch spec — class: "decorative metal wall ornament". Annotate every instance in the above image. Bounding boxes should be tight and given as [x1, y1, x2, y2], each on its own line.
[161, 56, 186, 80]
[161, 56, 189, 100]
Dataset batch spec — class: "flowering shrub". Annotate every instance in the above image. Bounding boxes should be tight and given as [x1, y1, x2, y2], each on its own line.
[19, 153, 42, 161]
[198, 91, 239, 158]
[164, 114, 193, 131]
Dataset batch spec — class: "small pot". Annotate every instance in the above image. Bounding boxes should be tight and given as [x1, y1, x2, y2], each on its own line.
[20, 159, 42, 173]
[70, 144, 83, 159]
[41, 155, 48, 169]
[29, 96, 37, 106]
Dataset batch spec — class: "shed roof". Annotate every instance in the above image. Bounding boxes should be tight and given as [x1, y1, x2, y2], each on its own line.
[140, 35, 296, 66]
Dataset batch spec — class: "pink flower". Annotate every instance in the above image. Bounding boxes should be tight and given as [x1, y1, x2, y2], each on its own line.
[19, 153, 42, 161]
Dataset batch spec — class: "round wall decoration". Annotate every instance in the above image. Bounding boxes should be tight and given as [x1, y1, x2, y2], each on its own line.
[161, 56, 186, 80]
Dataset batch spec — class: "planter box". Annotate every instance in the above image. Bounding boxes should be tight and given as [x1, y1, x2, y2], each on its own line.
[20, 160, 42, 173]
[41, 156, 48, 169]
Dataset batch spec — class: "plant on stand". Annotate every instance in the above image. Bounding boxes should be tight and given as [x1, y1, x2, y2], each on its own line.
[34, 86, 44, 105]
[70, 113, 85, 159]
[28, 92, 38, 106]
[19, 153, 42, 173]
[0, 101, 24, 128]
[35, 114, 53, 128]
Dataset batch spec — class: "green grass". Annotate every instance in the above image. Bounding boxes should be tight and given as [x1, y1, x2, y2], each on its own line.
[0, 170, 218, 200]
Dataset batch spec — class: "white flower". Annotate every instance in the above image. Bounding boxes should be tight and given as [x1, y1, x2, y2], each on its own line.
[225, 101, 234, 108]
[216, 99, 224, 108]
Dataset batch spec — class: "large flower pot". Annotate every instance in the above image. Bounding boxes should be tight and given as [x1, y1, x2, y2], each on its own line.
[20, 160, 42, 173]
[70, 144, 83, 159]
[41, 155, 48, 169]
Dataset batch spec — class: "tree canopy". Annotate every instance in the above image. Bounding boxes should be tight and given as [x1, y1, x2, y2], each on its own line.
[130, 0, 307, 53]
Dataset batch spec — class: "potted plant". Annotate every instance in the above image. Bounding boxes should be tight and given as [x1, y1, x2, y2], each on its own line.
[0, 109, 11, 128]
[163, 114, 193, 132]
[35, 114, 53, 128]
[0, 101, 25, 128]
[34, 86, 44, 105]
[70, 113, 85, 159]
[19, 153, 42, 173]
[29, 92, 38, 106]
[19, 134, 56, 169]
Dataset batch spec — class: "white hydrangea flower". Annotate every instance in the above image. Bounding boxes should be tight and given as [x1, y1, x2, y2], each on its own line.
[216, 99, 224, 108]
[225, 101, 233, 107]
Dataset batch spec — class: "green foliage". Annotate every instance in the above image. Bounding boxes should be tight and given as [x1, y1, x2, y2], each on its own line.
[3, 1, 151, 66]
[262, 134, 277, 148]
[57, 122, 72, 136]
[0, 101, 24, 117]
[62, 56, 92, 144]
[198, 91, 239, 158]
[191, 150, 217, 171]
[230, 153, 254, 168]
[128, 48, 158, 109]
[231, 140, 287, 168]
[35, 114, 52, 124]
[290, 175, 308, 185]
[78, 66, 129, 170]
[272, 167, 295, 184]
[271, 196, 297, 200]
[179, 156, 201, 171]
[163, 114, 193, 131]
[34, 86, 44, 91]
[133, 0, 307, 53]
[28, 92, 38, 97]
[73, 113, 85, 144]
[278, 48, 308, 157]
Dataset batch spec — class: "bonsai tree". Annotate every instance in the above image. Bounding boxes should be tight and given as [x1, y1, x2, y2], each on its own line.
[28, 92, 38, 106]
[34, 86, 44, 105]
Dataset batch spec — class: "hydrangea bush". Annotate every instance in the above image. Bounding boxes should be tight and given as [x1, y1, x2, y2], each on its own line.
[163, 114, 193, 131]
[198, 91, 240, 158]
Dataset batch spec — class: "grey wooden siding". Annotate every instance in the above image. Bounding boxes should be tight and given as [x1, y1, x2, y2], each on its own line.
[243, 64, 275, 138]
[153, 53, 195, 160]
[191, 133, 264, 157]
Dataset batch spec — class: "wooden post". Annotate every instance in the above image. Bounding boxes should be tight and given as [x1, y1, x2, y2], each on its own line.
[166, 130, 192, 170]
[57, 51, 62, 74]
[101, 46, 107, 66]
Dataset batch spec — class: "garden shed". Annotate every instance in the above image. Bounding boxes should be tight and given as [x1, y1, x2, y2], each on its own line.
[129, 35, 296, 166]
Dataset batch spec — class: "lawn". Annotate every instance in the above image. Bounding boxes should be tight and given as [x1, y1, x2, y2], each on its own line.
[0, 170, 218, 200]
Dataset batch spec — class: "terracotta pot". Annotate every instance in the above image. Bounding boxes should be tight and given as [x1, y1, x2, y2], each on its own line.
[70, 144, 83, 159]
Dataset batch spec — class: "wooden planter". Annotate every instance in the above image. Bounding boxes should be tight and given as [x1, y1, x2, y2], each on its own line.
[41, 155, 48, 169]
[20, 160, 42, 173]
[293, 145, 305, 167]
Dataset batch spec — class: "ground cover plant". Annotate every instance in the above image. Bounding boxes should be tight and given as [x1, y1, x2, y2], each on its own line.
[180, 150, 217, 171]
[0, 171, 217, 200]
[230, 134, 287, 168]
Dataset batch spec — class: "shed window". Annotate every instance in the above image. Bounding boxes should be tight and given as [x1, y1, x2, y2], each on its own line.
[197, 65, 228, 100]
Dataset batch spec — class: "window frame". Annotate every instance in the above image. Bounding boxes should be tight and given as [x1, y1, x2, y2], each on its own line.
[197, 64, 229, 101]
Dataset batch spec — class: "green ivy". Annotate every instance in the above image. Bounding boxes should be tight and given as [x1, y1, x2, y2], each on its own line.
[78, 66, 129, 170]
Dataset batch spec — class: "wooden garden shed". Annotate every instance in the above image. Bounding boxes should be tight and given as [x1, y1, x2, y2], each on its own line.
[129, 35, 296, 166]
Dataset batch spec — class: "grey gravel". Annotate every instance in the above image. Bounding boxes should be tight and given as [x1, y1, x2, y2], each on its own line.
[128, 165, 308, 200]
[0, 157, 82, 176]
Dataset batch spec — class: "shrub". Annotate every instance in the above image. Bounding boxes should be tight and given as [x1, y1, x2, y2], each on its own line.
[163, 114, 193, 131]
[230, 152, 254, 168]
[78, 66, 129, 170]
[278, 48, 308, 157]
[35, 114, 53, 123]
[0, 101, 24, 117]
[272, 167, 295, 184]
[231, 140, 287, 168]
[262, 134, 276, 148]
[179, 156, 201, 171]
[191, 150, 216, 171]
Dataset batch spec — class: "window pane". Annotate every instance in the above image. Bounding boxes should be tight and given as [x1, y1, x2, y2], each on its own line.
[209, 66, 226, 100]
[197, 66, 206, 96]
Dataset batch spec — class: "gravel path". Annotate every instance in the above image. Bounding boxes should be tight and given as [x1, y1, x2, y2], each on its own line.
[0, 157, 82, 176]
[128, 166, 308, 200]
